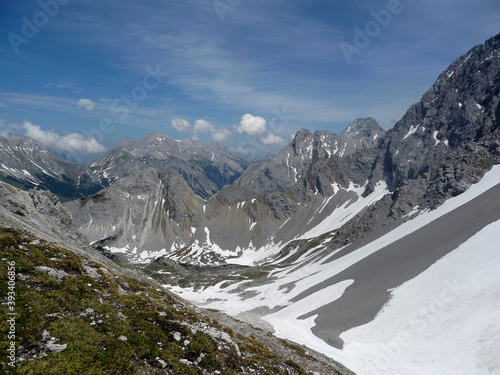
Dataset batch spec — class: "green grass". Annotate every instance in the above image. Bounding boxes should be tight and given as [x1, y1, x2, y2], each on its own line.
[0, 227, 312, 375]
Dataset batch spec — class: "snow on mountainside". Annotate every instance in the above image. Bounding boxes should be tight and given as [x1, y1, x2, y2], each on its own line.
[65, 33, 500, 272]
[157, 33, 500, 374]
[90, 132, 248, 199]
[0, 134, 105, 200]
[335, 220, 500, 375]
[65, 163, 390, 266]
[66, 29, 500, 269]
[167, 164, 500, 375]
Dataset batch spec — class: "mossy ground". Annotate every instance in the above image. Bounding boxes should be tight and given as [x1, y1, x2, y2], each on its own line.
[0, 227, 314, 375]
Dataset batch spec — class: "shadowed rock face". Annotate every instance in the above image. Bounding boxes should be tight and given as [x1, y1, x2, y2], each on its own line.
[368, 33, 500, 203]
[0, 134, 105, 200]
[89, 132, 248, 199]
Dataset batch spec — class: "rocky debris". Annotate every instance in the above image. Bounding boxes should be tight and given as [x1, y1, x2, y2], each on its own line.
[34, 266, 71, 281]
[45, 341, 67, 353]
[82, 265, 100, 279]
[204, 309, 354, 375]
[83, 307, 95, 315]
[156, 357, 168, 368]
[41, 330, 67, 353]
[181, 321, 242, 358]
[17, 273, 30, 281]
[44, 313, 64, 319]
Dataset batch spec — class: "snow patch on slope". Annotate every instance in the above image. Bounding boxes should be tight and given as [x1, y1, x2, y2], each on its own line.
[333, 219, 500, 375]
[165, 165, 500, 374]
[298, 180, 389, 240]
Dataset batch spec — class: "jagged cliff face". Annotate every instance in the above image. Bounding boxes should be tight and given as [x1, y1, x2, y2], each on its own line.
[365, 33, 500, 214]
[234, 118, 385, 194]
[0, 134, 105, 200]
[89, 132, 248, 199]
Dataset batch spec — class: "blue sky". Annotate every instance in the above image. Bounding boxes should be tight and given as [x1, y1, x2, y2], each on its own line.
[0, 0, 499, 162]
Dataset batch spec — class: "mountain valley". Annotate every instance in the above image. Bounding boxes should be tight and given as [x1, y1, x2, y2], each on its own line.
[1, 33, 500, 375]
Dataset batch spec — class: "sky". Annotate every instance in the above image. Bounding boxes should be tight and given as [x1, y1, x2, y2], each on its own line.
[0, 0, 499, 162]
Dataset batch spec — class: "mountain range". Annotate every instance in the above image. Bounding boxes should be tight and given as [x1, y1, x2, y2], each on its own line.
[1, 32, 499, 375]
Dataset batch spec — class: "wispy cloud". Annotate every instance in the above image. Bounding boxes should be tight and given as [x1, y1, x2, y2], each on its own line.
[44, 78, 82, 93]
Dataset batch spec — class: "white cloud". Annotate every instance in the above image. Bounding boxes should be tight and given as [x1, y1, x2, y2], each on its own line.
[212, 128, 232, 142]
[236, 114, 267, 136]
[193, 119, 215, 133]
[193, 119, 231, 142]
[77, 98, 96, 111]
[260, 133, 285, 145]
[171, 117, 191, 132]
[22, 121, 106, 155]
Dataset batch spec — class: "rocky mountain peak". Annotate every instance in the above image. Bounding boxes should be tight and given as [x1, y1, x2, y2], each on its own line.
[144, 132, 170, 142]
[340, 117, 385, 141]
[4, 133, 50, 150]
[293, 128, 313, 140]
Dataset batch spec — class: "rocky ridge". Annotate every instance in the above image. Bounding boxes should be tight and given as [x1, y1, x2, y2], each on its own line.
[234, 118, 385, 194]
[0, 134, 105, 201]
[90, 132, 249, 199]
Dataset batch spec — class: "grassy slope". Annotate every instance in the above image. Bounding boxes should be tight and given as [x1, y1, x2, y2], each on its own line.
[0, 227, 325, 375]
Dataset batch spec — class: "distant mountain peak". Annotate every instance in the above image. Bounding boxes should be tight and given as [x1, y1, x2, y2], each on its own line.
[143, 132, 171, 143]
[89, 132, 248, 199]
[293, 128, 313, 139]
[340, 117, 385, 140]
